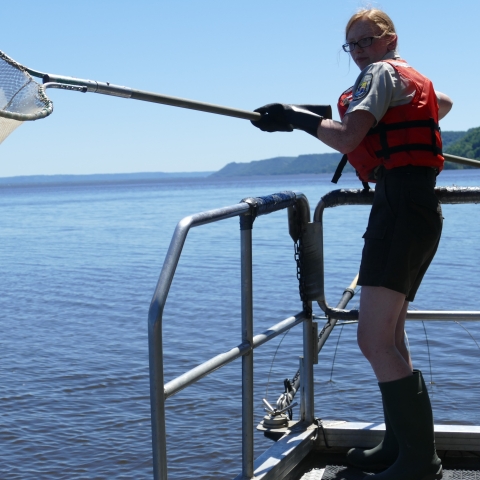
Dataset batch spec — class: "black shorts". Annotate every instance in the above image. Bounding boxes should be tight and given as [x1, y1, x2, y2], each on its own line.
[358, 165, 443, 302]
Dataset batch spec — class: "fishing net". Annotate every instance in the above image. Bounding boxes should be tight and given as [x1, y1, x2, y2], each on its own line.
[0, 117, 22, 144]
[0, 50, 53, 144]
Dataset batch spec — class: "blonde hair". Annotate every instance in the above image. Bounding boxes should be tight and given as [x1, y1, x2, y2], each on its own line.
[345, 8, 397, 41]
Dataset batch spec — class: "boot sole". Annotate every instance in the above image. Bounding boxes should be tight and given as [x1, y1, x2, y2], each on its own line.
[423, 465, 443, 480]
[362, 465, 443, 479]
[347, 459, 390, 472]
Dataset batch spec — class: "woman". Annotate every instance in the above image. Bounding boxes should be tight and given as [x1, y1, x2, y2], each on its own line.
[252, 8, 452, 480]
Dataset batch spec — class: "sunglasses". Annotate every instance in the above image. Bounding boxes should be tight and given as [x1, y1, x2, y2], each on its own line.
[342, 36, 381, 52]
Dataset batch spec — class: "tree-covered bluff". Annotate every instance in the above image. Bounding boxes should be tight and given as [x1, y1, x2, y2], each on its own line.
[212, 129, 478, 177]
[444, 127, 480, 163]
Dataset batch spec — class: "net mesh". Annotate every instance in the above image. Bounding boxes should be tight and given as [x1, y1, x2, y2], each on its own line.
[0, 50, 53, 143]
[0, 117, 22, 144]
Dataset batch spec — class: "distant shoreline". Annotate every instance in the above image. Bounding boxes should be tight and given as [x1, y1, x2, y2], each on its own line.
[0, 126, 476, 187]
[0, 171, 214, 187]
[0, 164, 477, 188]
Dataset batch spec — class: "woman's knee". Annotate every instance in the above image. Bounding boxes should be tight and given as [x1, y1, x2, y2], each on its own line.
[357, 322, 399, 362]
[357, 327, 377, 360]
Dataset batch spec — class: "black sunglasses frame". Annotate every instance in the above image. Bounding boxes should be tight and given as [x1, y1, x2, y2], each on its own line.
[342, 36, 380, 53]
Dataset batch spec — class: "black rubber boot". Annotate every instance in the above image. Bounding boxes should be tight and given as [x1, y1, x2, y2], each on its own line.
[347, 369, 428, 471]
[347, 396, 398, 471]
[367, 371, 442, 480]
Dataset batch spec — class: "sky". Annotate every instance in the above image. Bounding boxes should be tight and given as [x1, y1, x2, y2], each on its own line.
[1, 0, 478, 177]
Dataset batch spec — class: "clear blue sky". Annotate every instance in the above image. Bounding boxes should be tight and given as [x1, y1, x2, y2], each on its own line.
[1, 0, 478, 177]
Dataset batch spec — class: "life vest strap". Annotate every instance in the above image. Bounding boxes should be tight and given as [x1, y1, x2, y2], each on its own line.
[369, 118, 441, 160]
[368, 118, 440, 134]
[331, 154, 349, 184]
[374, 143, 442, 159]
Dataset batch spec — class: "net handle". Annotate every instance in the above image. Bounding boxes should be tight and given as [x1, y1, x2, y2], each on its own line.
[15, 55, 480, 169]
[42, 73, 261, 121]
[443, 153, 480, 169]
[40, 78, 480, 169]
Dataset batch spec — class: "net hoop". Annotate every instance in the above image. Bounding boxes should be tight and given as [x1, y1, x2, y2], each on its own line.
[0, 50, 30, 74]
[0, 89, 53, 120]
[0, 50, 53, 121]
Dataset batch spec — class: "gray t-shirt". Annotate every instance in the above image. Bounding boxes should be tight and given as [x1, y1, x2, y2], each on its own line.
[345, 51, 416, 125]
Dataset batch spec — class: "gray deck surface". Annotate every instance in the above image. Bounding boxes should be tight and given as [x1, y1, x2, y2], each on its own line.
[295, 452, 480, 480]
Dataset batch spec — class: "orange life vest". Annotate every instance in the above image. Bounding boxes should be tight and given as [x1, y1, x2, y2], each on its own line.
[337, 59, 444, 183]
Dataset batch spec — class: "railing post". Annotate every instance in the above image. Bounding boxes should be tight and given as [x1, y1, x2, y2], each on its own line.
[302, 302, 314, 423]
[148, 310, 168, 480]
[299, 356, 305, 420]
[147, 204, 251, 480]
[240, 211, 254, 478]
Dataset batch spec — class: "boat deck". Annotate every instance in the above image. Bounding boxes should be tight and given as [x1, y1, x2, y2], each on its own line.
[253, 420, 480, 480]
[294, 451, 480, 479]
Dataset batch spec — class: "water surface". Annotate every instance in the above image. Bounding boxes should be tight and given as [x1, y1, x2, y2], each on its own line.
[1, 170, 479, 479]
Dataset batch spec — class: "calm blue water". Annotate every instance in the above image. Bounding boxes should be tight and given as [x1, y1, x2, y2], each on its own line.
[1, 170, 480, 479]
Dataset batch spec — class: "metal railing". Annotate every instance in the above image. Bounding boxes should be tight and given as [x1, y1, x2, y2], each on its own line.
[147, 191, 314, 480]
[311, 186, 480, 322]
[147, 185, 480, 480]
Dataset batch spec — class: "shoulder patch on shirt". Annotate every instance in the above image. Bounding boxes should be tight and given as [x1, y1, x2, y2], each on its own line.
[353, 73, 373, 100]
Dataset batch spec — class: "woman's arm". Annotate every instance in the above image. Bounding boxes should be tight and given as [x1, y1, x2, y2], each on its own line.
[436, 91, 453, 120]
[316, 109, 376, 154]
[316, 90, 453, 153]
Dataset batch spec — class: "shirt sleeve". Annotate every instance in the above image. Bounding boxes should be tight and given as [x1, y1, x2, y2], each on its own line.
[345, 62, 397, 125]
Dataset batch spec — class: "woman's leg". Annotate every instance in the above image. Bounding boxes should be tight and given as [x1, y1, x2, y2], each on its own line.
[394, 300, 413, 370]
[357, 286, 412, 383]
[356, 287, 441, 479]
[347, 287, 411, 470]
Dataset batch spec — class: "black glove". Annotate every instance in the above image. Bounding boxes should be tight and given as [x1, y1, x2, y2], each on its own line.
[251, 104, 331, 137]
[251, 103, 293, 133]
[296, 104, 332, 120]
